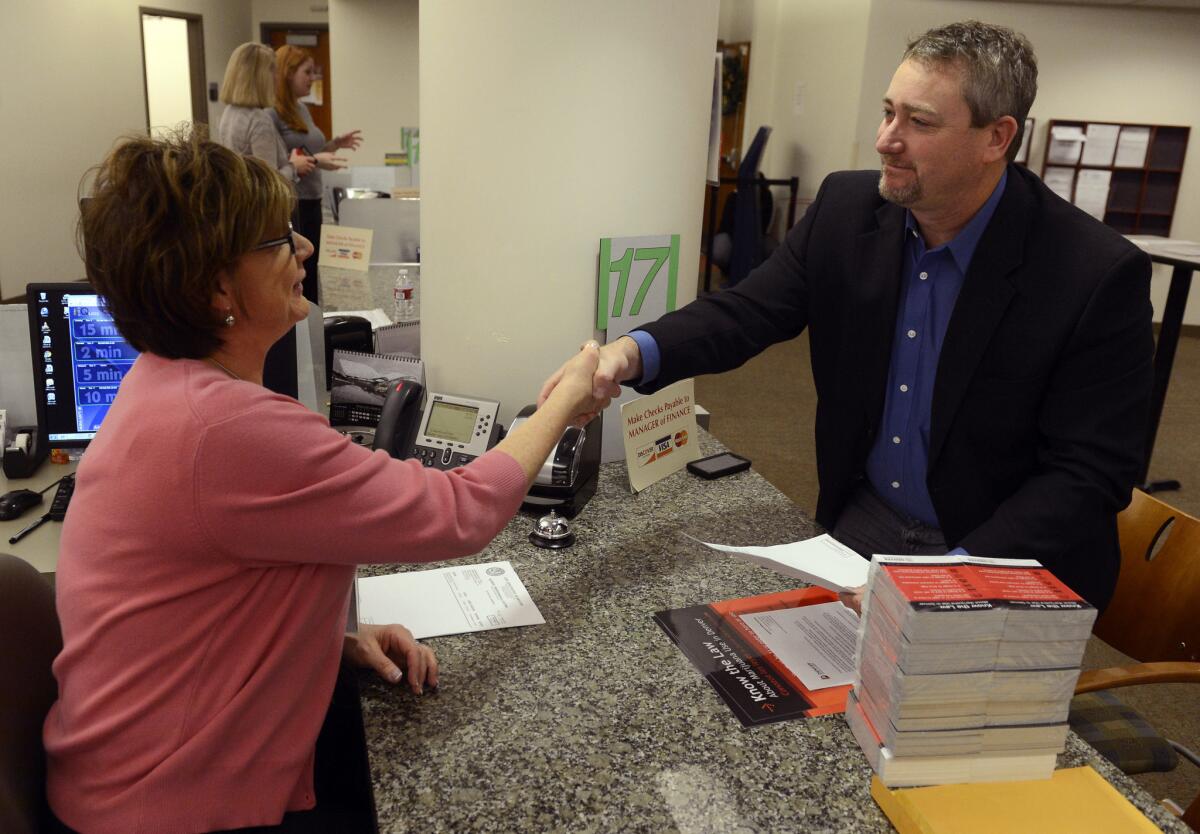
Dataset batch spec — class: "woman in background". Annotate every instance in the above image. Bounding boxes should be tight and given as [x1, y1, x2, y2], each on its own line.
[272, 44, 362, 302]
[45, 130, 603, 834]
[217, 42, 315, 187]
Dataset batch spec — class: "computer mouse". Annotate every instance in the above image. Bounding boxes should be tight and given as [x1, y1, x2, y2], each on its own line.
[0, 489, 43, 521]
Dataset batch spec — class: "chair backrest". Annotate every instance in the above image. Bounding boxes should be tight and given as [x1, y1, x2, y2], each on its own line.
[1093, 490, 1200, 663]
[0, 554, 62, 834]
[728, 126, 773, 286]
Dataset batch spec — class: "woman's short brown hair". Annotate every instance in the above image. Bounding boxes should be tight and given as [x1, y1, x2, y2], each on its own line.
[79, 127, 294, 359]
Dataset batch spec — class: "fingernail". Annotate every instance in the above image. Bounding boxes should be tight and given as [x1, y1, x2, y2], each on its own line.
[389, 667, 403, 683]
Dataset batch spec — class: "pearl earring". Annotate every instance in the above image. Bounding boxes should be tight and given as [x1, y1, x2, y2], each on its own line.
[223, 311, 235, 327]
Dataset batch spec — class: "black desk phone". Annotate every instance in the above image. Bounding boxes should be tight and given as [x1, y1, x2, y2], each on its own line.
[372, 381, 503, 469]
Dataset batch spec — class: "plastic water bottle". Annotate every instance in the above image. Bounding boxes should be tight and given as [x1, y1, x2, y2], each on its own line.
[392, 268, 416, 321]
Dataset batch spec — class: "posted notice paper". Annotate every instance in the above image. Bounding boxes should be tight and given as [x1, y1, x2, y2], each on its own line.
[621, 377, 701, 492]
[356, 560, 544, 639]
[740, 602, 860, 691]
[688, 533, 870, 593]
[319, 224, 373, 272]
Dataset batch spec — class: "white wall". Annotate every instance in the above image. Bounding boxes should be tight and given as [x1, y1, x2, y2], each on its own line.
[328, 0, 419, 166]
[421, 0, 720, 424]
[852, 0, 1200, 323]
[0, 0, 251, 300]
[732, 0, 872, 203]
[251, 0, 329, 34]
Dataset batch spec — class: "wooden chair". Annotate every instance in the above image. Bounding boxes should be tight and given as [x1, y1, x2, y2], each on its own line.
[0, 554, 61, 834]
[1070, 489, 1200, 828]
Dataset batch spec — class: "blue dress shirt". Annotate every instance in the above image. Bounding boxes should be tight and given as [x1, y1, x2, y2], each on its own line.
[864, 171, 1007, 527]
[629, 172, 1007, 535]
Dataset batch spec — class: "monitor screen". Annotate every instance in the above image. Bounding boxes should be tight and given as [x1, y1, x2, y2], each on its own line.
[26, 283, 138, 447]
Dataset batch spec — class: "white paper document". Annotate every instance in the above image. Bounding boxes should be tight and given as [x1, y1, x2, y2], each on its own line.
[1042, 166, 1076, 202]
[1115, 126, 1150, 168]
[740, 602, 860, 690]
[1073, 169, 1112, 220]
[356, 560, 545, 639]
[688, 533, 870, 593]
[1081, 123, 1119, 167]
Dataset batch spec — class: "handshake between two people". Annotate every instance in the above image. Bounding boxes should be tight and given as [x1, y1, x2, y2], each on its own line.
[537, 336, 644, 427]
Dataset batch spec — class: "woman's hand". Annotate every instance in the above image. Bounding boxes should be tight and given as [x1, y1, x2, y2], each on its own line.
[313, 152, 348, 171]
[343, 623, 439, 694]
[545, 341, 605, 427]
[329, 130, 363, 151]
[290, 148, 316, 177]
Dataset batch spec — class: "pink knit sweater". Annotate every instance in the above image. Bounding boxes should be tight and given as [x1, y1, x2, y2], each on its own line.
[44, 354, 527, 833]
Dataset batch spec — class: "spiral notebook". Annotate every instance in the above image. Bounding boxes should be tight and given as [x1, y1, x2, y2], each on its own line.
[375, 319, 420, 357]
[329, 349, 425, 430]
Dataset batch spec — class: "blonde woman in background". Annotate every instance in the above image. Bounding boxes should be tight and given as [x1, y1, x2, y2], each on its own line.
[217, 42, 315, 186]
[272, 45, 362, 301]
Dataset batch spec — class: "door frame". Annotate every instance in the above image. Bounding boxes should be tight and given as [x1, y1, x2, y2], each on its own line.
[139, 7, 209, 130]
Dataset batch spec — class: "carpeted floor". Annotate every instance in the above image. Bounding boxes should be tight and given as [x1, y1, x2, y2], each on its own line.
[695, 312, 1200, 817]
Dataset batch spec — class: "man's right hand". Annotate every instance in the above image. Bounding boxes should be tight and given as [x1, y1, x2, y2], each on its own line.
[538, 336, 643, 412]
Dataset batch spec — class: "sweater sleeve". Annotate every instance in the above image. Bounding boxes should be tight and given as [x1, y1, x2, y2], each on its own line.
[191, 395, 528, 567]
[248, 110, 296, 182]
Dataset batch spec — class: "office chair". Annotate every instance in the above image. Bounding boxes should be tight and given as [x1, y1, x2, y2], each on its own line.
[709, 173, 776, 284]
[727, 125, 773, 286]
[1068, 489, 1200, 828]
[0, 554, 62, 834]
[330, 187, 391, 224]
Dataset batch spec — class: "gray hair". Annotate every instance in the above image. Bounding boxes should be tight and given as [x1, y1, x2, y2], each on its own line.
[904, 21, 1037, 162]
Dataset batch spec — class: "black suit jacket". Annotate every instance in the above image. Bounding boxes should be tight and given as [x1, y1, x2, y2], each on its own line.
[637, 164, 1154, 609]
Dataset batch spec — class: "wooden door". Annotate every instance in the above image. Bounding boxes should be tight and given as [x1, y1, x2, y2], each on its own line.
[262, 25, 333, 141]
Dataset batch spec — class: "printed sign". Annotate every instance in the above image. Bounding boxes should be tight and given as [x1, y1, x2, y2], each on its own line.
[319, 225, 373, 272]
[597, 233, 682, 463]
[620, 377, 700, 492]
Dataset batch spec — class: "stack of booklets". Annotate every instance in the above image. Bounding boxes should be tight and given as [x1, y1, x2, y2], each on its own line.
[845, 555, 1096, 787]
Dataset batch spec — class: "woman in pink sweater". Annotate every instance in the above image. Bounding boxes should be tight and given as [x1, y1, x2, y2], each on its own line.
[44, 131, 603, 834]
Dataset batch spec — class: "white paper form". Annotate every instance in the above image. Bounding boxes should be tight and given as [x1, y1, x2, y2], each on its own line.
[1047, 125, 1086, 165]
[1081, 124, 1119, 167]
[740, 602, 860, 690]
[1042, 166, 1077, 202]
[356, 560, 545, 639]
[1115, 126, 1150, 168]
[1074, 169, 1113, 220]
[687, 533, 869, 593]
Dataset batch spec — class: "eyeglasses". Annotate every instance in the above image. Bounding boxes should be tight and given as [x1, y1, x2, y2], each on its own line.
[251, 222, 297, 257]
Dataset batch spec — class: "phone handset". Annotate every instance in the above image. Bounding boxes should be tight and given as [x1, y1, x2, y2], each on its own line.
[372, 379, 426, 458]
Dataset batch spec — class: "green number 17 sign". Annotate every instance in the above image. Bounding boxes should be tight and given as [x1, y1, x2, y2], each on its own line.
[596, 234, 680, 331]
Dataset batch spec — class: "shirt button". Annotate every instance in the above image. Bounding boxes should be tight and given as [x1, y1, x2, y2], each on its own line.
[899, 384, 909, 392]
[892, 436, 901, 444]
[919, 271, 929, 280]
[891, 481, 901, 489]
[907, 329, 917, 339]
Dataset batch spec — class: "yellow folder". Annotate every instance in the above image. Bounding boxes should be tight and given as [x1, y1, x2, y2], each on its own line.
[870, 766, 1163, 834]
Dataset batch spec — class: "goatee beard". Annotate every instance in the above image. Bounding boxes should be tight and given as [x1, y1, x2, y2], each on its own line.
[879, 164, 921, 207]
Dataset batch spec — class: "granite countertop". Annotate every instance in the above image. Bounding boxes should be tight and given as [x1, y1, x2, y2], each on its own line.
[358, 434, 1188, 833]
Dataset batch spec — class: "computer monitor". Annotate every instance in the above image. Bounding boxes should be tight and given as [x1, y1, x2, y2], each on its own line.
[24, 282, 326, 450]
[26, 282, 137, 448]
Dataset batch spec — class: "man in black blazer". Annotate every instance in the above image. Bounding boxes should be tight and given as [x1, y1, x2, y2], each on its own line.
[542, 22, 1154, 610]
